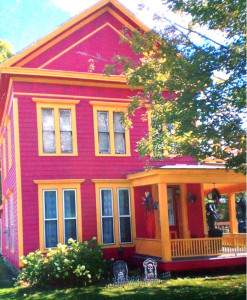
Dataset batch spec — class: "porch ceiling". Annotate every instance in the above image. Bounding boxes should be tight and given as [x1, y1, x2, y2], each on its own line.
[127, 167, 246, 187]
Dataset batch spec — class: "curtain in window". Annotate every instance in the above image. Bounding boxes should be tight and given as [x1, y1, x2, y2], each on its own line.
[98, 112, 110, 153]
[118, 189, 131, 243]
[44, 191, 58, 248]
[101, 189, 114, 244]
[113, 112, 126, 154]
[59, 109, 73, 153]
[42, 109, 55, 153]
[64, 190, 77, 244]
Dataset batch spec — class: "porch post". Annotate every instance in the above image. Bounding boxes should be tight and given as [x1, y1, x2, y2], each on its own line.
[158, 183, 172, 262]
[179, 184, 190, 238]
[228, 193, 238, 234]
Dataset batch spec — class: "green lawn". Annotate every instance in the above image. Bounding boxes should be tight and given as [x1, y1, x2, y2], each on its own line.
[0, 256, 245, 300]
[0, 273, 245, 300]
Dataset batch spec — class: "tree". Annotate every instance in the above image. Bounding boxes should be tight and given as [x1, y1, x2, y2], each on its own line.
[106, 0, 246, 174]
[0, 40, 13, 64]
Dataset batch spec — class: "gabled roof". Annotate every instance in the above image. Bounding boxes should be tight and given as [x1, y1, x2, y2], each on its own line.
[0, 0, 149, 69]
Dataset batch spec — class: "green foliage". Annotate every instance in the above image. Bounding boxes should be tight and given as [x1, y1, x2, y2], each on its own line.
[0, 40, 13, 64]
[106, 0, 246, 173]
[17, 238, 111, 287]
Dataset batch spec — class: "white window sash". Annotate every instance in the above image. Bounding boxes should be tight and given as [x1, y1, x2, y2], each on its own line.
[117, 188, 132, 244]
[63, 189, 78, 243]
[43, 190, 58, 249]
[100, 188, 115, 245]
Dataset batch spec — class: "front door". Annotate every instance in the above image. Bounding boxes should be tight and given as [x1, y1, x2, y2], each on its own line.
[168, 186, 179, 239]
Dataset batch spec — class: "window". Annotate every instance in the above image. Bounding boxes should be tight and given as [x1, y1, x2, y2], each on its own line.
[118, 189, 132, 243]
[35, 179, 84, 252]
[94, 180, 132, 247]
[91, 102, 131, 156]
[33, 98, 79, 156]
[100, 189, 114, 244]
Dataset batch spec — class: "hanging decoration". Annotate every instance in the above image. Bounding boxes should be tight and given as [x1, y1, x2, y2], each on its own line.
[141, 192, 158, 211]
[187, 192, 197, 203]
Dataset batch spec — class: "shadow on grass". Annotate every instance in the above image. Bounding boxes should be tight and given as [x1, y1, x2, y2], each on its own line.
[0, 278, 245, 300]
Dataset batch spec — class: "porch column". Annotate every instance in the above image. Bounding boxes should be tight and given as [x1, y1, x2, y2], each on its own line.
[179, 184, 190, 238]
[158, 183, 172, 262]
[228, 193, 238, 234]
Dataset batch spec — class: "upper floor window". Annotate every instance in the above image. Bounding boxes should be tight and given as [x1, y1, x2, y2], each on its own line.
[90, 101, 131, 157]
[33, 99, 79, 156]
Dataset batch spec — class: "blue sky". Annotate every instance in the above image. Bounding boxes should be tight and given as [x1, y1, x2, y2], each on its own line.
[0, 0, 225, 55]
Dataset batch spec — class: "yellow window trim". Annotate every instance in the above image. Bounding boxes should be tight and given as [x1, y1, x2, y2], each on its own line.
[7, 118, 12, 170]
[90, 101, 131, 157]
[94, 180, 135, 248]
[32, 98, 79, 156]
[34, 179, 84, 253]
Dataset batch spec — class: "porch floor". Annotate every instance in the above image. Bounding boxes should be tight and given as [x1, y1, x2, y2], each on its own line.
[132, 253, 246, 272]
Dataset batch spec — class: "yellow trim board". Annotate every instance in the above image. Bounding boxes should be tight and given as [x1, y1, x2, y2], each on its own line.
[13, 98, 23, 267]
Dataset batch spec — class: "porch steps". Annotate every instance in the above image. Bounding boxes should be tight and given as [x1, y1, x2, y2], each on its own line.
[132, 253, 246, 273]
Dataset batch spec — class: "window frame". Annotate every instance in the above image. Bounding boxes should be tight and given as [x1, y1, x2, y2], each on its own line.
[94, 180, 134, 248]
[90, 101, 131, 157]
[35, 179, 84, 252]
[33, 98, 79, 156]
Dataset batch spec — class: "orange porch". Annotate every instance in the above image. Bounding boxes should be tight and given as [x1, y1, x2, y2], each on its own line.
[127, 166, 246, 264]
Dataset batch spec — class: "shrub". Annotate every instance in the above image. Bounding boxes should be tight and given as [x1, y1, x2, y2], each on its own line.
[18, 238, 111, 287]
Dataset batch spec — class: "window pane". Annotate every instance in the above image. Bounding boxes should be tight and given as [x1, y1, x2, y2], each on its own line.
[44, 191, 57, 219]
[118, 189, 130, 215]
[45, 220, 58, 248]
[59, 110, 71, 131]
[43, 131, 55, 153]
[113, 112, 125, 133]
[102, 218, 114, 244]
[99, 132, 110, 153]
[120, 217, 131, 243]
[42, 109, 54, 131]
[101, 190, 112, 216]
[60, 131, 73, 153]
[97, 112, 109, 132]
[114, 133, 126, 154]
[64, 190, 76, 218]
[64, 219, 77, 244]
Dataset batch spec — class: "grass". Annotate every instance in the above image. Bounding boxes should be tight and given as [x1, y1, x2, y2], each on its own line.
[0, 257, 245, 300]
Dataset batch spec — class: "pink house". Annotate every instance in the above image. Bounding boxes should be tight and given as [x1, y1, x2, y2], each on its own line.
[0, 0, 245, 272]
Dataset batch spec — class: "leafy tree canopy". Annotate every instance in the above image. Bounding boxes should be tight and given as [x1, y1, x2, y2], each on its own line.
[105, 0, 246, 174]
[0, 40, 13, 64]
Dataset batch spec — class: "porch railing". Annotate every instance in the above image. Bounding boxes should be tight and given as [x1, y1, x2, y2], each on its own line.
[171, 235, 246, 258]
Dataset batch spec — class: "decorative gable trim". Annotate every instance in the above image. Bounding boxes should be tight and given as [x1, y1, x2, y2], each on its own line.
[0, 0, 149, 69]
